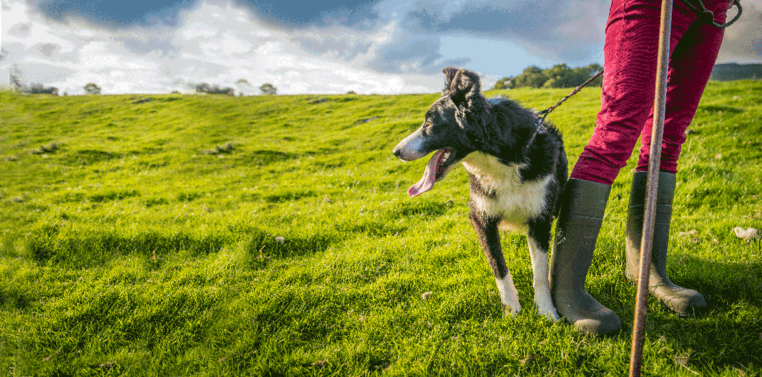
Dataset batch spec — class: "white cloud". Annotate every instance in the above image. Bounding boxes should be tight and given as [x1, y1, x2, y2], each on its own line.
[3, 0, 757, 95]
[1, 0, 448, 95]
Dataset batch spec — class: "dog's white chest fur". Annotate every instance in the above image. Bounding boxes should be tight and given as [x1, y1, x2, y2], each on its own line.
[462, 152, 551, 231]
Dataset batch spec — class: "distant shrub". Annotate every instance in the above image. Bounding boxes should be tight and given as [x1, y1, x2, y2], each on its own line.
[10, 64, 23, 91]
[196, 83, 210, 93]
[211, 87, 235, 96]
[195, 83, 234, 96]
[21, 83, 58, 95]
[260, 83, 277, 95]
[710, 63, 762, 81]
[235, 79, 257, 96]
[493, 63, 603, 89]
[84, 83, 101, 95]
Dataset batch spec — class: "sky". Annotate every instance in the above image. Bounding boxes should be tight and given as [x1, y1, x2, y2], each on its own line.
[1, 0, 760, 95]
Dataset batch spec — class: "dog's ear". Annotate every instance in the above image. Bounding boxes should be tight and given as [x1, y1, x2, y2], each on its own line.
[443, 68, 481, 106]
[442, 67, 459, 91]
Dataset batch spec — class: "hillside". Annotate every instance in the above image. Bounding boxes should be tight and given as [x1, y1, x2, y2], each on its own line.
[711, 63, 762, 81]
[1, 82, 761, 376]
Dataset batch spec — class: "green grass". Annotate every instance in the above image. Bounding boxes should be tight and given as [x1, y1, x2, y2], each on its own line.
[1, 83, 761, 376]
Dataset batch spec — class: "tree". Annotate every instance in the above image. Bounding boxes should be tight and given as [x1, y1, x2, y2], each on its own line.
[492, 77, 513, 90]
[196, 83, 211, 94]
[10, 65, 23, 91]
[27, 83, 58, 95]
[84, 83, 101, 95]
[491, 64, 603, 90]
[260, 83, 277, 95]
[579, 64, 603, 86]
[541, 63, 573, 88]
[195, 83, 235, 96]
[235, 79, 255, 96]
[511, 66, 547, 89]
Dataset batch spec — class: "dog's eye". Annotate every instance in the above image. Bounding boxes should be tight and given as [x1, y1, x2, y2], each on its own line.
[422, 121, 433, 135]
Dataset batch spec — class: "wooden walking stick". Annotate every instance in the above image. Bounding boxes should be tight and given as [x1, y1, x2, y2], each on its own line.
[629, 0, 673, 375]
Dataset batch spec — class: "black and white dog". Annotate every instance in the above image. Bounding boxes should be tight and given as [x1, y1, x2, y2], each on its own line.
[393, 67, 568, 320]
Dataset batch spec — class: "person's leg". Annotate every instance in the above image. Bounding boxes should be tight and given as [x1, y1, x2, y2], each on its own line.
[571, 0, 696, 184]
[627, 0, 727, 316]
[552, 0, 695, 334]
[637, 0, 728, 173]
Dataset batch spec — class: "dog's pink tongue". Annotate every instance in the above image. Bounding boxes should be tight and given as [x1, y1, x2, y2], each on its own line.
[408, 150, 445, 197]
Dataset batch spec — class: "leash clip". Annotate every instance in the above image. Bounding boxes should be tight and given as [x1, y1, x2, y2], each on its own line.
[535, 109, 550, 134]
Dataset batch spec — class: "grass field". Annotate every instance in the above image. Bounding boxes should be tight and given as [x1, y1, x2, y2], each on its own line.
[1, 81, 761, 376]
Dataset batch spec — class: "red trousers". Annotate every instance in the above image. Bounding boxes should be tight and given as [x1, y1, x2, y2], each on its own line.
[571, 0, 728, 185]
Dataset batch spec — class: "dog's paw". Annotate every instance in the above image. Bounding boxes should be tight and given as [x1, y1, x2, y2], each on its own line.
[534, 293, 559, 321]
[538, 307, 561, 322]
[502, 303, 522, 317]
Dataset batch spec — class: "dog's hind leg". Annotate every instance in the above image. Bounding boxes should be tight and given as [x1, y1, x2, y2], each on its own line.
[528, 218, 561, 321]
[469, 211, 521, 317]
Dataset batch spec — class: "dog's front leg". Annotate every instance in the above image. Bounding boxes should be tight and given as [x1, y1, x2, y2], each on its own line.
[528, 218, 560, 321]
[469, 211, 521, 316]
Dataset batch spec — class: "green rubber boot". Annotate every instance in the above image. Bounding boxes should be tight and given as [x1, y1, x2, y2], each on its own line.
[626, 171, 707, 317]
[550, 179, 622, 335]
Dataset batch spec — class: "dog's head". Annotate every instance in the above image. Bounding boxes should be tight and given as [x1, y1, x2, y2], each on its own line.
[392, 67, 490, 197]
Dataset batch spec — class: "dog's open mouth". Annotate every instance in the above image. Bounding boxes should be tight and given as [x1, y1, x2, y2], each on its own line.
[408, 148, 458, 197]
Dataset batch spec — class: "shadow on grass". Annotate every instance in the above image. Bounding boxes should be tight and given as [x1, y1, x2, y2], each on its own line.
[334, 220, 408, 238]
[27, 215, 406, 270]
[676, 254, 761, 310]
[29, 224, 345, 270]
[28, 224, 229, 269]
[53, 189, 141, 204]
[385, 199, 452, 219]
[27, 284, 223, 376]
[245, 227, 338, 269]
[699, 105, 744, 114]
[245, 218, 410, 270]
[248, 149, 298, 165]
[61, 149, 120, 166]
[619, 255, 761, 370]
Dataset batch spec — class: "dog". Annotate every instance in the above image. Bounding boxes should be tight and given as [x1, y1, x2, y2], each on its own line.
[392, 67, 568, 320]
